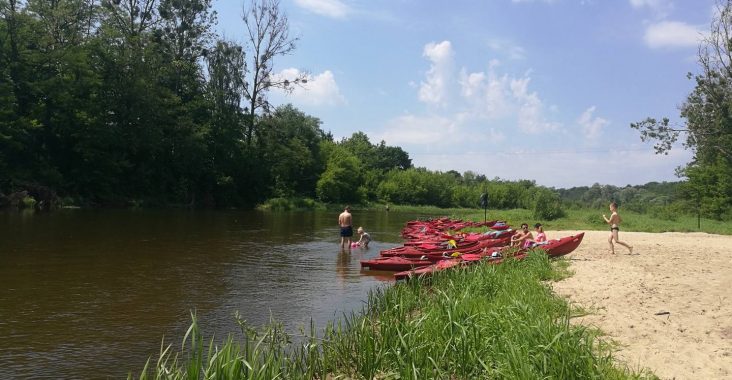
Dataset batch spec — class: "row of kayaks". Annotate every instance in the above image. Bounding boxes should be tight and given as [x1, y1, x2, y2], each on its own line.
[360, 218, 584, 281]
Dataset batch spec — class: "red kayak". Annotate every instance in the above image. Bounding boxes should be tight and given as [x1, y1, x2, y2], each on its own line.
[401, 219, 505, 239]
[380, 236, 511, 258]
[395, 233, 585, 280]
[360, 256, 434, 271]
[461, 233, 585, 263]
[393, 258, 464, 281]
[541, 232, 584, 257]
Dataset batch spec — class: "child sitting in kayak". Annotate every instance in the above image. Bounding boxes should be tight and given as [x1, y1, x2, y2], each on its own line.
[533, 223, 547, 243]
[356, 227, 371, 248]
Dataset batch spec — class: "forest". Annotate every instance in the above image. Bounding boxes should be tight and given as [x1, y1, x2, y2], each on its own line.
[1, 0, 730, 221]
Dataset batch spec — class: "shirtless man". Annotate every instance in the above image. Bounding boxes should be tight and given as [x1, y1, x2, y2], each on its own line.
[338, 206, 353, 249]
[510, 223, 533, 247]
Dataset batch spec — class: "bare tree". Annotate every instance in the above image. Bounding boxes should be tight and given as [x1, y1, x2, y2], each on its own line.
[241, 0, 306, 146]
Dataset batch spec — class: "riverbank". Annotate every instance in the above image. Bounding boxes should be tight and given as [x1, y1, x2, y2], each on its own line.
[551, 230, 732, 380]
[131, 252, 650, 379]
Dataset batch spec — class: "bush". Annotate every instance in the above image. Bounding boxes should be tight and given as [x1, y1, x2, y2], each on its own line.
[259, 197, 325, 211]
[21, 196, 37, 209]
[533, 190, 565, 220]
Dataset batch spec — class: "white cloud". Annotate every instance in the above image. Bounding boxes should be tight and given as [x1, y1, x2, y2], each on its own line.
[459, 71, 486, 99]
[577, 106, 609, 140]
[511, 77, 560, 133]
[644, 21, 704, 49]
[457, 63, 560, 133]
[294, 0, 349, 19]
[380, 114, 458, 145]
[275, 68, 346, 106]
[418, 41, 454, 107]
[379, 39, 561, 163]
[629, 0, 671, 11]
[629, 0, 674, 18]
[486, 39, 526, 60]
[458, 66, 512, 119]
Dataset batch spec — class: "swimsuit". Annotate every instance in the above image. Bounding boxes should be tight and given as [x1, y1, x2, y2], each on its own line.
[610, 226, 619, 232]
[340, 226, 353, 237]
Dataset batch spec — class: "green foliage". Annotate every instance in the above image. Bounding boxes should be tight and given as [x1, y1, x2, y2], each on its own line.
[377, 168, 455, 207]
[558, 182, 692, 216]
[533, 188, 566, 220]
[340, 132, 412, 173]
[259, 105, 327, 197]
[0, 0, 332, 209]
[316, 143, 363, 203]
[20, 196, 36, 209]
[257, 196, 324, 211]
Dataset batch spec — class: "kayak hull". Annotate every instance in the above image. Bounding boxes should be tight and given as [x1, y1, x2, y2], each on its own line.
[360, 256, 434, 271]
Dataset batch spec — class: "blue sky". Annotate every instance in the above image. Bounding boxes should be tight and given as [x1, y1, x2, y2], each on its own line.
[213, 0, 711, 188]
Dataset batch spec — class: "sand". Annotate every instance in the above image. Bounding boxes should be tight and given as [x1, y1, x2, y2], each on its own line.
[550, 230, 732, 380]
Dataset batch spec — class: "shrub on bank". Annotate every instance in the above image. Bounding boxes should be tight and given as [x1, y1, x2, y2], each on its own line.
[257, 197, 326, 211]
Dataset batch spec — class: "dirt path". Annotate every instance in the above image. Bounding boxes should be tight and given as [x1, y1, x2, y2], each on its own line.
[550, 230, 732, 380]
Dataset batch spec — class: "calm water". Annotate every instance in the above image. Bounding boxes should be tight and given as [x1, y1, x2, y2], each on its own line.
[0, 209, 433, 379]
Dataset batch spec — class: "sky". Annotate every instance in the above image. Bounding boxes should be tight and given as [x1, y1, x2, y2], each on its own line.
[212, 0, 713, 188]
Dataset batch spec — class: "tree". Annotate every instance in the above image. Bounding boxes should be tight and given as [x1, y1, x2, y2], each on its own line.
[259, 104, 327, 197]
[156, 0, 216, 98]
[630, 0, 732, 219]
[533, 188, 565, 220]
[316, 142, 363, 203]
[241, 0, 306, 146]
[204, 39, 248, 204]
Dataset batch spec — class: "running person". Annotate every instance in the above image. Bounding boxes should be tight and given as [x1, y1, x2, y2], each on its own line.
[603, 202, 633, 254]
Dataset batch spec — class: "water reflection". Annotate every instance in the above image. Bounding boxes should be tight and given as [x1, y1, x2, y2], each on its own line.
[0, 209, 435, 379]
[336, 249, 351, 282]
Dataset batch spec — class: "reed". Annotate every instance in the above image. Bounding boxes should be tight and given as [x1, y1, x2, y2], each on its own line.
[130, 253, 657, 379]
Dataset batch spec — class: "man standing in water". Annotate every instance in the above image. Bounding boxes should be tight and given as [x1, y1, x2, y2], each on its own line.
[338, 205, 353, 250]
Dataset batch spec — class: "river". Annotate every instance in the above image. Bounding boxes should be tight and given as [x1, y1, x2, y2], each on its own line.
[0, 209, 435, 379]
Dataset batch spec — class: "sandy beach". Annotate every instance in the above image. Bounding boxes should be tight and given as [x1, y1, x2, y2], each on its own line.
[550, 230, 732, 380]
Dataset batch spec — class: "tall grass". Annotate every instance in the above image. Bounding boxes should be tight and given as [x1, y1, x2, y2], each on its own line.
[129, 252, 656, 379]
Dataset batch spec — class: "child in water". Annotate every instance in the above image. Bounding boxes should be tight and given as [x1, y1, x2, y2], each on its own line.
[356, 227, 371, 248]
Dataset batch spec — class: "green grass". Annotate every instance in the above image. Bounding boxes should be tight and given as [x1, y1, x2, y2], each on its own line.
[377, 204, 732, 235]
[129, 252, 657, 379]
[254, 200, 732, 234]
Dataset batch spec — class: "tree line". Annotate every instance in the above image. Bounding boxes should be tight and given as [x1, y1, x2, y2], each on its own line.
[2, 0, 729, 221]
[0, 0, 321, 208]
[0, 0, 565, 218]
[557, 182, 694, 219]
